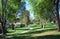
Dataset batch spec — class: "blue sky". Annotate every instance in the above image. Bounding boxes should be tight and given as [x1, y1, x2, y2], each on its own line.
[16, 0, 34, 20]
[25, 0, 34, 20]
[59, 2, 60, 15]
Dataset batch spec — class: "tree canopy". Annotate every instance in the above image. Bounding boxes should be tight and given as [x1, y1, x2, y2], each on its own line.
[29, 0, 54, 22]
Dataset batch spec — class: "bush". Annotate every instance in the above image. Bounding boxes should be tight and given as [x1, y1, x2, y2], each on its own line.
[20, 24, 25, 28]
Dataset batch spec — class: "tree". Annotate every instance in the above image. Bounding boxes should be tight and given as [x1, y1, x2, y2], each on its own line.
[29, 0, 60, 31]
[29, 0, 54, 28]
[21, 8, 30, 26]
[1, 0, 8, 35]
[1, 0, 22, 32]
[53, 0, 60, 31]
[0, 0, 2, 14]
[7, 0, 22, 30]
[6, 0, 21, 22]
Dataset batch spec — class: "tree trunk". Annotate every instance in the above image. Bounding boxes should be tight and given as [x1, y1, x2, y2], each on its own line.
[1, 19, 6, 35]
[54, 0, 60, 31]
[11, 23, 15, 30]
[1, 0, 7, 35]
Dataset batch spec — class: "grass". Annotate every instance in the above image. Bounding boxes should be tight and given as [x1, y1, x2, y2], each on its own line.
[7, 23, 56, 34]
[7, 30, 60, 39]
[0, 23, 60, 39]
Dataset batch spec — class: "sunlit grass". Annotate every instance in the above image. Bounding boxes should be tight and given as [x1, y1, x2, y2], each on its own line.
[0, 24, 60, 39]
[7, 24, 56, 35]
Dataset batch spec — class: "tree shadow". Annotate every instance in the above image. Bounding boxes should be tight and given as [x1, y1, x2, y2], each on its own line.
[20, 28, 56, 34]
[32, 35, 60, 39]
[7, 28, 56, 36]
[7, 28, 59, 39]
[8, 34, 60, 39]
[16, 28, 29, 30]
[0, 34, 4, 39]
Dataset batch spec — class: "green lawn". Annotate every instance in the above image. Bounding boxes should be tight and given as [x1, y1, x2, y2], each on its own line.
[0, 23, 60, 39]
[7, 23, 56, 35]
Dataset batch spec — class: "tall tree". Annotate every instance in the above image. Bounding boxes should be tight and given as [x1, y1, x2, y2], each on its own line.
[7, 0, 21, 30]
[7, 0, 21, 22]
[29, 0, 60, 31]
[29, 0, 54, 28]
[1, 0, 8, 35]
[53, 0, 60, 31]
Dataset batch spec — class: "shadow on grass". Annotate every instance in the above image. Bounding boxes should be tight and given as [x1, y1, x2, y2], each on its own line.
[20, 28, 56, 35]
[33, 35, 60, 39]
[7, 28, 59, 39]
[7, 28, 56, 36]
[0, 34, 4, 39]
[16, 28, 29, 30]
[8, 34, 60, 39]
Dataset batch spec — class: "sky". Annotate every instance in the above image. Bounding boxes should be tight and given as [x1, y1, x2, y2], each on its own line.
[17, 0, 60, 20]
[25, 0, 60, 18]
[16, 0, 34, 20]
[59, 2, 60, 15]
[25, 0, 34, 20]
